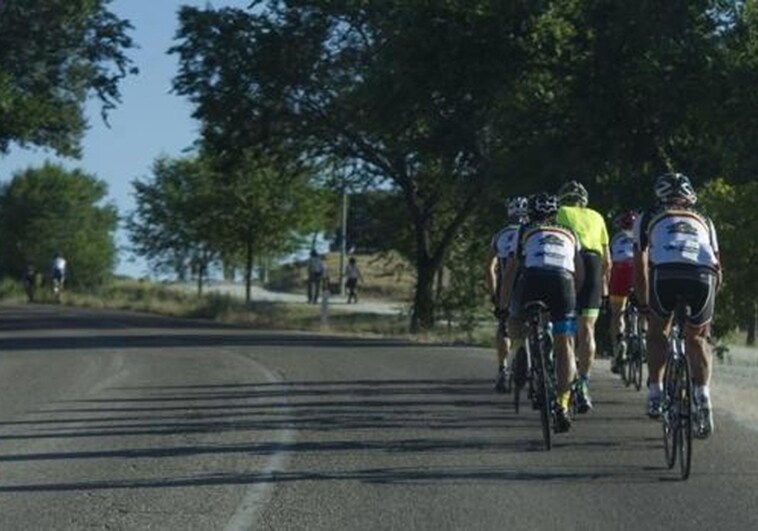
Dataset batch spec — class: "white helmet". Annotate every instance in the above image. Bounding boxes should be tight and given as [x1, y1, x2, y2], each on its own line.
[654, 173, 697, 205]
[507, 196, 529, 220]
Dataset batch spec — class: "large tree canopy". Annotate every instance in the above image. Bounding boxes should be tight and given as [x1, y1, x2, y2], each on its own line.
[0, 0, 137, 157]
[171, 0, 554, 330]
[0, 162, 118, 287]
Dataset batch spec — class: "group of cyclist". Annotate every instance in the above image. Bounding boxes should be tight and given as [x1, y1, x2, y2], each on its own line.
[487, 173, 721, 438]
[22, 252, 67, 302]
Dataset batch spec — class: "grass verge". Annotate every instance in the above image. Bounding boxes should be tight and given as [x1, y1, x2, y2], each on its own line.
[14, 279, 492, 346]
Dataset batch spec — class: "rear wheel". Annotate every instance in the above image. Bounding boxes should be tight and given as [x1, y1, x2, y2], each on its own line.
[677, 358, 693, 480]
[533, 336, 552, 451]
[662, 356, 678, 469]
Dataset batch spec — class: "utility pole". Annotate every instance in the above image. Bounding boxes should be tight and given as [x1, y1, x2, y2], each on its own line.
[338, 184, 348, 295]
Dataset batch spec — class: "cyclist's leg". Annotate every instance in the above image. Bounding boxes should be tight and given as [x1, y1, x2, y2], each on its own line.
[548, 272, 577, 408]
[684, 269, 717, 387]
[576, 252, 602, 378]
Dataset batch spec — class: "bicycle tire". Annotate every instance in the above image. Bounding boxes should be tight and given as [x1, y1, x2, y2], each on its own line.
[537, 355, 552, 451]
[677, 357, 693, 480]
[662, 356, 678, 469]
[531, 331, 552, 451]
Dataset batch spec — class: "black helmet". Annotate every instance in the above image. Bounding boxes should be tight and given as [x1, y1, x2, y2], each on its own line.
[558, 180, 589, 206]
[654, 173, 697, 205]
[529, 193, 559, 220]
[506, 196, 529, 220]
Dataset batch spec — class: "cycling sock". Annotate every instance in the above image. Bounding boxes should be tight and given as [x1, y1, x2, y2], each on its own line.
[579, 373, 590, 383]
[558, 391, 571, 410]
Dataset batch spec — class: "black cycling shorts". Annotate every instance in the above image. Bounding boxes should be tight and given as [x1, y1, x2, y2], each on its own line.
[577, 251, 602, 316]
[650, 265, 717, 327]
[519, 268, 576, 322]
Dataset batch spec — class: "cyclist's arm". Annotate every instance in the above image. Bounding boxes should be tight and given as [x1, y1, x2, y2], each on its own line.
[485, 250, 498, 298]
[499, 255, 517, 310]
[633, 246, 649, 308]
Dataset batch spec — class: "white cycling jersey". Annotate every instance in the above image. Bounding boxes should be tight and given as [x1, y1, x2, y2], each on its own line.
[517, 223, 580, 273]
[53, 257, 67, 272]
[610, 230, 634, 263]
[490, 224, 520, 259]
[635, 208, 719, 269]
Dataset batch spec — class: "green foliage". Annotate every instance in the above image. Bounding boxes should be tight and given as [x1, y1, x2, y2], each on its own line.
[127, 156, 219, 283]
[0, 0, 137, 156]
[0, 162, 118, 287]
[700, 178, 758, 339]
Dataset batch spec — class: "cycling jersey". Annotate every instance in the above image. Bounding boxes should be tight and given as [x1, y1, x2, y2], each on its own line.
[634, 207, 719, 270]
[515, 222, 580, 273]
[490, 224, 521, 259]
[556, 206, 609, 254]
[610, 230, 634, 263]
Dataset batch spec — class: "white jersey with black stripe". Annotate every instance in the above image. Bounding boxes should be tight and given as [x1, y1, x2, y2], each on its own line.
[635, 208, 719, 269]
[490, 224, 521, 259]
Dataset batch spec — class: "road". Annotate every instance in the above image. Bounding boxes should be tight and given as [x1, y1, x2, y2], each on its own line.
[0, 304, 755, 530]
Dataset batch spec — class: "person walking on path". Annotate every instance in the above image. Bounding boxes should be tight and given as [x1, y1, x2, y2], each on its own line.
[345, 257, 364, 304]
[307, 250, 324, 304]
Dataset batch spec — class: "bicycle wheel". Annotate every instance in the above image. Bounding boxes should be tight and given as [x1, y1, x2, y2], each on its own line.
[662, 356, 678, 469]
[623, 342, 632, 387]
[677, 357, 693, 480]
[537, 358, 552, 451]
[531, 333, 552, 451]
[512, 346, 527, 414]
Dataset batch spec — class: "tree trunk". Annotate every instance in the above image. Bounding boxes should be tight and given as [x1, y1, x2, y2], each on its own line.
[411, 255, 437, 332]
[196, 263, 204, 297]
[747, 301, 757, 346]
[245, 238, 254, 304]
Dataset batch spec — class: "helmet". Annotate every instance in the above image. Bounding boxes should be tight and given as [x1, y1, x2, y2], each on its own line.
[654, 173, 697, 205]
[529, 193, 559, 220]
[558, 180, 589, 206]
[506, 196, 529, 220]
[614, 210, 637, 230]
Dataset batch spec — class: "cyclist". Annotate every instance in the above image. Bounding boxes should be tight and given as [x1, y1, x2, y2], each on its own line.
[51, 252, 67, 294]
[633, 173, 721, 438]
[608, 211, 638, 374]
[487, 196, 528, 393]
[556, 181, 610, 413]
[501, 193, 584, 432]
[22, 265, 36, 302]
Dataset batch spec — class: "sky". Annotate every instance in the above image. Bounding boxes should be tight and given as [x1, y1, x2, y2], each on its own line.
[0, 0, 251, 278]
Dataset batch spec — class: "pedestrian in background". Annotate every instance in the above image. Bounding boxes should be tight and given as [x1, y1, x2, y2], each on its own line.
[307, 250, 324, 303]
[345, 256, 364, 304]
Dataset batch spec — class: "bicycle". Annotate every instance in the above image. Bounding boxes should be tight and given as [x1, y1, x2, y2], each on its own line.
[621, 293, 646, 391]
[513, 301, 558, 450]
[661, 299, 693, 480]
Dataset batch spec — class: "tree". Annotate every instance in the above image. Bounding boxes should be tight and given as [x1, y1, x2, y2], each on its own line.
[0, 162, 118, 287]
[127, 156, 220, 295]
[700, 179, 758, 343]
[171, 1, 550, 331]
[0, 0, 137, 157]
[210, 150, 330, 303]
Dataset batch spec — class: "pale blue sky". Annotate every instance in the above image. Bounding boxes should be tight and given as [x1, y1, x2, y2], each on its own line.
[0, 0, 251, 278]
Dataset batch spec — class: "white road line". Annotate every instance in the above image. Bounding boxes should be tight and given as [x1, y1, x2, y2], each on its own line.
[224, 356, 295, 531]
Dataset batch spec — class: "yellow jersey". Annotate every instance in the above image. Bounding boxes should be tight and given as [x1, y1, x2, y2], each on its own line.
[556, 206, 608, 254]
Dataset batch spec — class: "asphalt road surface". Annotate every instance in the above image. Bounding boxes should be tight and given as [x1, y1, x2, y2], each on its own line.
[0, 304, 755, 530]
